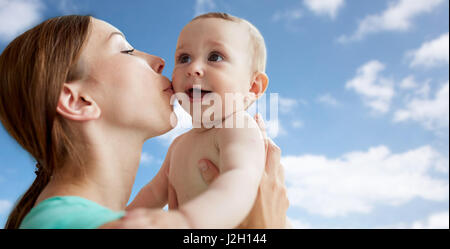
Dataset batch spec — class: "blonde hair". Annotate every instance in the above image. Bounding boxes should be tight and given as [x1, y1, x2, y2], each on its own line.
[192, 12, 267, 73]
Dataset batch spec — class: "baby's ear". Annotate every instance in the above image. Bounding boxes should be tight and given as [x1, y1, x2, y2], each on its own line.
[249, 72, 269, 100]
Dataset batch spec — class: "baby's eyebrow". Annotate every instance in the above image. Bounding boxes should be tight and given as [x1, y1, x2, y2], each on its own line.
[176, 44, 186, 51]
[206, 40, 232, 53]
[205, 40, 226, 48]
[176, 41, 228, 51]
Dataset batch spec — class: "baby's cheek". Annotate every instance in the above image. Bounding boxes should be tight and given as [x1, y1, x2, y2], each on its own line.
[171, 72, 184, 92]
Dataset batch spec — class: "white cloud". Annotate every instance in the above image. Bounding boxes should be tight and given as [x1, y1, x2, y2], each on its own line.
[408, 32, 449, 69]
[292, 120, 304, 128]
[399, 76, 432, 100]
[413, 80, 431, 98]
[250, 95, 297, 137]
[194, 0, 216, 17]
[140, 152, 154, 165]
[411, 211, 449, 229]
[282, 145, 449, 217]
[394, 81, 449, 131]
[265, 119, 287, 139]
[338, 0, 444, 43]
[247, 99, 287, 138]
[279, 97, 299, 114]
[375, 211, 449, 228]
[287, 216, 311, 229]
[0, 0, 44, 42]
[272, 9, 302, 22]
[346, 60, 395, 113]
[399, 75, 419, 90]
[57, 0, 80, 14]
[303, 0, 345, 19]
[0, 199, 13, 214]
[317, 93, 340, 107]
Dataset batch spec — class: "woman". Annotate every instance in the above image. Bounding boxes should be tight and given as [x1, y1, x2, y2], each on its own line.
[0, 15, 289, 229]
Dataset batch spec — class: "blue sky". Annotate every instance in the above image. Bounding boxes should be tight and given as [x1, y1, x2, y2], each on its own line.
[0, 0, 448, 228]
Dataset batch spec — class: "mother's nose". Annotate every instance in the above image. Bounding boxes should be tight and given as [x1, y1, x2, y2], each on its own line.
[148, 55, 165, 74]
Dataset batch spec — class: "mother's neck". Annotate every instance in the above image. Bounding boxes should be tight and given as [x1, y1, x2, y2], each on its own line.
[36, 126, 145, 212]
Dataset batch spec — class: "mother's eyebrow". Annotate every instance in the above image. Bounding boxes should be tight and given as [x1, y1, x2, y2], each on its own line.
[107, 31, 125, 41]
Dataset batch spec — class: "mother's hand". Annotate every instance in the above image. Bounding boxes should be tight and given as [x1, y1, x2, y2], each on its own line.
[240, 114, 289, 228]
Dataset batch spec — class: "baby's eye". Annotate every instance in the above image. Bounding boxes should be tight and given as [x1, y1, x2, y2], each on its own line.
[178, 54, 191, 64]
[208, 52, 224, 62]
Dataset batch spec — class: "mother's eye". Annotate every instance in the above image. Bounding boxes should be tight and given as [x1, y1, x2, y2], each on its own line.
[208, 52, 224, 62]
[178, 54, 191, 64]
[121, 48, 135, 55]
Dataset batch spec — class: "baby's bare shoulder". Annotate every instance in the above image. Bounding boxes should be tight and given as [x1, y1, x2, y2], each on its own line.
[168, 131, 191, 153]
[217, 112, 262, 143]
[220, 111, 258, 130]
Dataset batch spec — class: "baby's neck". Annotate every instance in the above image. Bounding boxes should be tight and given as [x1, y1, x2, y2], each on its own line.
[191, 110, 250, 132]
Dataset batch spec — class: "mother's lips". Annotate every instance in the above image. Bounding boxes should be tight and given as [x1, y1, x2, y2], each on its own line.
[163, 85, 174, 94]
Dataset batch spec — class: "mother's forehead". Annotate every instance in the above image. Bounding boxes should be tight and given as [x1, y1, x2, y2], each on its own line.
[77, 18, 124, 65]
[82, 18, 125, 54]
[90, 18, 123, 39]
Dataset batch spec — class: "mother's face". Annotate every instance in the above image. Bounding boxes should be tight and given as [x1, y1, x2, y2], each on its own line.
[77, 18, 176, 138]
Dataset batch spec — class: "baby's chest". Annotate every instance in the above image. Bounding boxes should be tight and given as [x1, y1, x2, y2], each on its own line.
[168, 133, 220, 203]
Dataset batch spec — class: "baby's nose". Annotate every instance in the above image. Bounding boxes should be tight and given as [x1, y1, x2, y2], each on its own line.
[187, 63, 204, 77]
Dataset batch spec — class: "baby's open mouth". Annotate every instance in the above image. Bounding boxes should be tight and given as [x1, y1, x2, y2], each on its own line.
[186, 88, 212, 101]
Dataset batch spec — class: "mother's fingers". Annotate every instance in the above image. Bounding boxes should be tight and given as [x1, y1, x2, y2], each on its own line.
[278, 163, 286, 186]
[254, 113, 267, 141]
[254, 114, 270, 165]
[265, 137, 282, 175]
[198, 159, 220, 185]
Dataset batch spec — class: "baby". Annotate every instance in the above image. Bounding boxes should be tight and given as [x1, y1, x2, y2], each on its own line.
[139, 13, 269, 228]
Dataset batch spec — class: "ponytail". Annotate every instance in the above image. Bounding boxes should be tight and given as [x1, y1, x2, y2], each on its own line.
[0, 15, 92, 229]
[4, 164, 52, 229]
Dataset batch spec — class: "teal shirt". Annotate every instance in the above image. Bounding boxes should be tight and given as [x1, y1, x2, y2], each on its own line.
[19, 196, 125, 229]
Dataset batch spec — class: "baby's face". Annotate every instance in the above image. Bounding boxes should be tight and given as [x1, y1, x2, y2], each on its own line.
[172, 18, 254, 123]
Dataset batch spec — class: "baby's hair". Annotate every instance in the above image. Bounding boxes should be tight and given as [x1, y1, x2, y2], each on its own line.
[191, 12, 267, 73]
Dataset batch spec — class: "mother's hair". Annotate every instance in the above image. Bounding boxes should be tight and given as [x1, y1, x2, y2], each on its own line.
[0, 15, 92, 229]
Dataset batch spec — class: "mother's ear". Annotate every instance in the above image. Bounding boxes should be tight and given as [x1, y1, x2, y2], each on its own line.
[56, 83, 101, 121]
[249, 72, 269, 101]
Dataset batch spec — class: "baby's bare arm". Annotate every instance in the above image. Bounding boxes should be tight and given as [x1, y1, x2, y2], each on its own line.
[126, 155, 169, 210]
[126, 137, 181, 210]
[179, 115, 265, 228]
